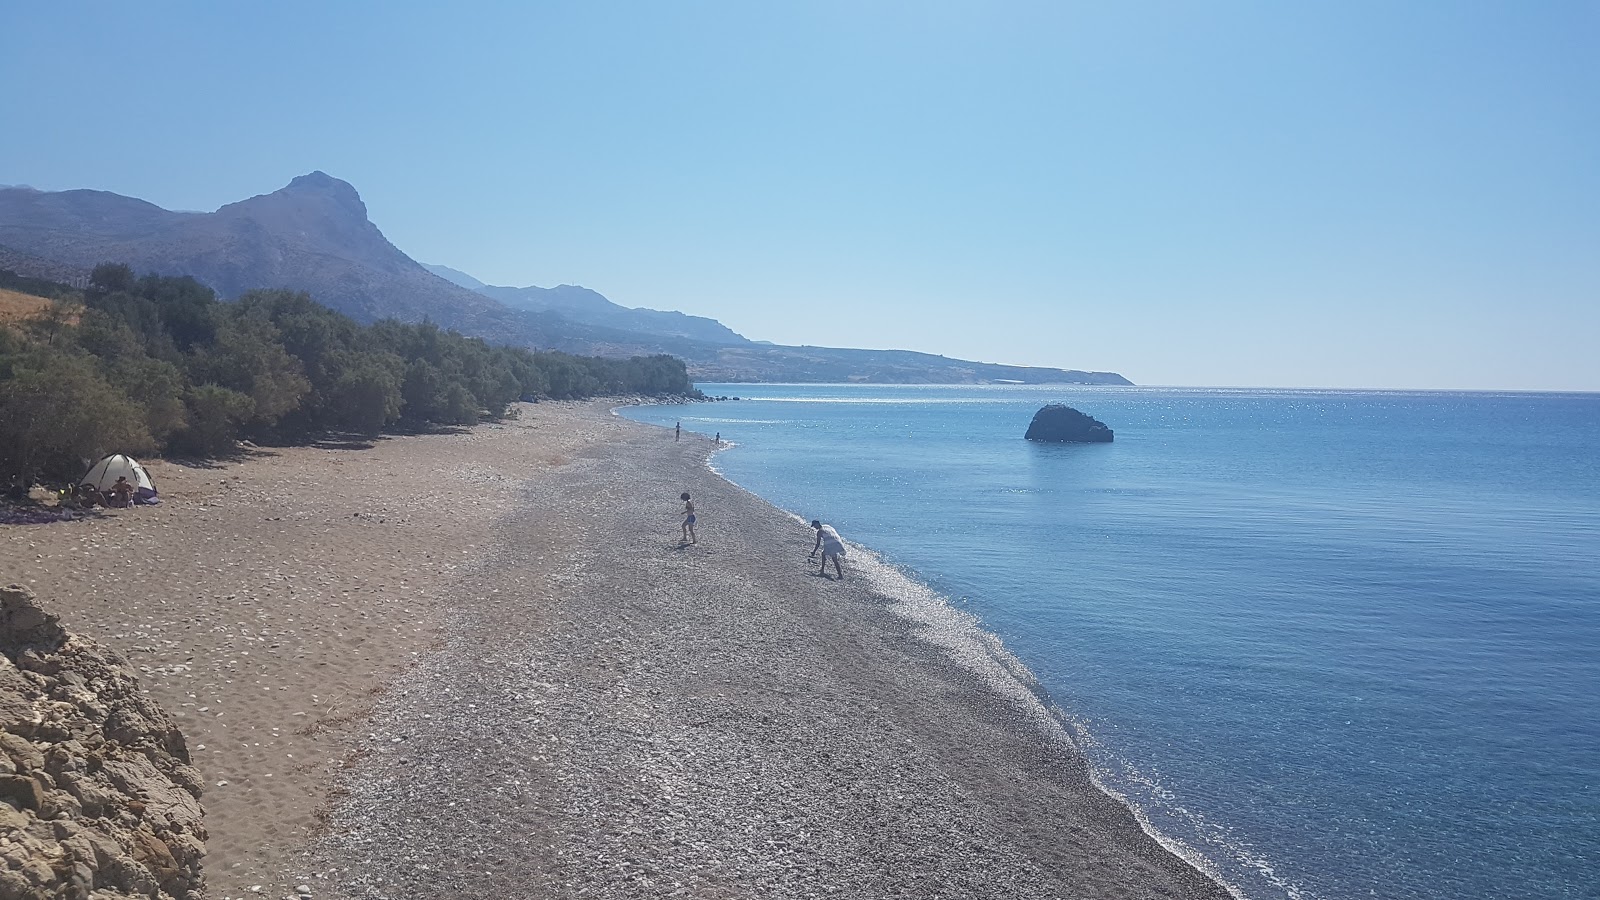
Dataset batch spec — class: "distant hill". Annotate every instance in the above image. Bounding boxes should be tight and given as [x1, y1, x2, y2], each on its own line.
[0, 175, 1131, 385]
[431, 263, 1130, 384]
[686, 344, 1128, 385]
[425, 264, 748, 346]
[424, 263, 489, 292]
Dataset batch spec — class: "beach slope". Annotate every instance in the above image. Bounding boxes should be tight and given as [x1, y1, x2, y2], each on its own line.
[313, 405, 1229, 899]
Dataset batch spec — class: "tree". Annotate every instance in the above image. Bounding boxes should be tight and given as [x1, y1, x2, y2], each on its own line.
[140, 274, 218, 352]
[188, 308, 311, 431]
[0, 351, 152, 482]
[89, 262, 137, 295]
[24, 295, 85, 349]
[400, 358, 447, 426]
[173, 384, 255, 456]
[73, 309, 145, 361]
[2, 263, 701, 478]
[326, 352, 404, 434]
[106, 356, 190, 447]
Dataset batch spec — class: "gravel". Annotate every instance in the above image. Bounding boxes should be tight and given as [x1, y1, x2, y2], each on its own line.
[307, 411, 1234, 900]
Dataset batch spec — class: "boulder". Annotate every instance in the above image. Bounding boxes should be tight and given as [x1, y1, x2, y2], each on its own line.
[0, 584, 206, 899]
[1024, 404, 1114, 443]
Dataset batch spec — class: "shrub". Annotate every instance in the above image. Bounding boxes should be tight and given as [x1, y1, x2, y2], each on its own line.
[0, 351, 153, 482]
[173, 384, 255, 457]
[3, 264, 700, 474]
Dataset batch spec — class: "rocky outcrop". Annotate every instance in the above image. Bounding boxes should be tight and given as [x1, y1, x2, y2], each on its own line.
[1024, 405, 1114, 443]
[0, 585, 205, 900]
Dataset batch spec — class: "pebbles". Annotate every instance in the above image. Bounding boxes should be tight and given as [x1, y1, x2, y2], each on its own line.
[6, 402, 1229, 898]
[309, 409, 1230, 900]
[0, 401, 615, 899]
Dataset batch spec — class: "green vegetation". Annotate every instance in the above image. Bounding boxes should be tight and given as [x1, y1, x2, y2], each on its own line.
[1, 264, 698, 483]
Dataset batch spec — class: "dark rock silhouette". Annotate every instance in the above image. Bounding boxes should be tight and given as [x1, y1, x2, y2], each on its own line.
[1025, 405, 1114, 443]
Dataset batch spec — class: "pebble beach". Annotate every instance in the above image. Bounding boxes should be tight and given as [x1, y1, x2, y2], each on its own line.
[2, 401, 1229, 899]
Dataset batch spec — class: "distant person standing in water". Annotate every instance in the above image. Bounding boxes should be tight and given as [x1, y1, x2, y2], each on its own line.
[681, 492, 697, 544]
[811, 519, 846, 579]
[714, 432, 721, 446]
[675, 422, 681, 441]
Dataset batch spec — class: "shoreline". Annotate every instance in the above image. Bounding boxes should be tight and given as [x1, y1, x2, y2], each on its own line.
[311, 403, 1231, 898]
[698, 419, 1245, 899]
[3, 399, 1232, 898]
[821, 544, 1243, 898]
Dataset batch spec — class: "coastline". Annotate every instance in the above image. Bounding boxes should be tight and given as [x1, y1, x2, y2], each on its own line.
[707, 423, 1245, 898]
[310, 403, 1231, 898]
[2, 400, 1232, 898]
[812, 539, 1243, 898]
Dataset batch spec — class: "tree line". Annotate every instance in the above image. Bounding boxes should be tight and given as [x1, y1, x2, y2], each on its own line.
[1, 263, 699, 483]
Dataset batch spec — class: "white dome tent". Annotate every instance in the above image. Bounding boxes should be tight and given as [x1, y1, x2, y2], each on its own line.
[80, 454, 158, 503]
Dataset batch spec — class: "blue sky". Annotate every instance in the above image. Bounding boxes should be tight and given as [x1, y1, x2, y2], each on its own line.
[3, 1, 1596, 389]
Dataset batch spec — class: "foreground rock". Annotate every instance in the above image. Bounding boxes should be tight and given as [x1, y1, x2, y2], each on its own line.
[0, 585, 205, 900]
[1024, 404, 1114, 443]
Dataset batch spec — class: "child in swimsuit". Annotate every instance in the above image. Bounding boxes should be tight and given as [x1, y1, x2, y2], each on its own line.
[681, 492, 697, 544]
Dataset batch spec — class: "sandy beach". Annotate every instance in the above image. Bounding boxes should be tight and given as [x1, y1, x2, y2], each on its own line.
[3, 401, 1229, 899]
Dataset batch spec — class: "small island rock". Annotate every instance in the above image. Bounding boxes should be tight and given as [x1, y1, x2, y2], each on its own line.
[1024, 405, 1114, 443]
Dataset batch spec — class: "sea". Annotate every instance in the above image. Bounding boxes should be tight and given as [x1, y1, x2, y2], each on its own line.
[621, 384, 1600, 899]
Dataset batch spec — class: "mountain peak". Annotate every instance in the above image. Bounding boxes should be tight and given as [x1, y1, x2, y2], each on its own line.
[278, 171, 366, 216]
[286, 170, 349, 191]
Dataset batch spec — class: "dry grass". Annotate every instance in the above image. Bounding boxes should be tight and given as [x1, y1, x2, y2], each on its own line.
[0, 287, 62, 325]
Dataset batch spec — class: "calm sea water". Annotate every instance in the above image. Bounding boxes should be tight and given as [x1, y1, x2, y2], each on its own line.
[620, 385, 1600, 900]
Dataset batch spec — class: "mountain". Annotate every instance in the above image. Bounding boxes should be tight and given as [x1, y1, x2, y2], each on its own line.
[0, 173, 544, 337]
[433, 264, 1130, 383]
[677, 343, 1128, 385]
[424, 263, 489, 292]
[0, 243, 90, 287]
[0, 175, 1131, 385]
[423, 264, 748, 346]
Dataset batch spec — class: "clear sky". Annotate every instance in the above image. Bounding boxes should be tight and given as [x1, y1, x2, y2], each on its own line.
[3, 2, 1596, 390]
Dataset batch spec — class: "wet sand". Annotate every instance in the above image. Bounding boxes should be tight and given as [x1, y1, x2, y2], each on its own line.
[2, 401, 1230, 899]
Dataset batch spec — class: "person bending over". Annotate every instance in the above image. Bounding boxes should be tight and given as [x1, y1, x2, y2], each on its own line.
[810, 519, 847, 579]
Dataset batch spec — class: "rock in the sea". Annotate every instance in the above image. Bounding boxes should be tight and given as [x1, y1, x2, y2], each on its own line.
[1024, 404, 1114, 443]
[0, 584, 206, 900]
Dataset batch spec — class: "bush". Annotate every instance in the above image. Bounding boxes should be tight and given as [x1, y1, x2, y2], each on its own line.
[2, 264, 700, 475]
[173, 384, 255, 457]
[0, 351, 152, 482]
[327, 353, 404, 434]
[106, 356, 190, 445]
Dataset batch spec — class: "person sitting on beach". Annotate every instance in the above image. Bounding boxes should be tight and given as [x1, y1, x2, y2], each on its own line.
[681, 492, 697, 544]
[110, 477, 135, 508]
[810, 519, 847, 579]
